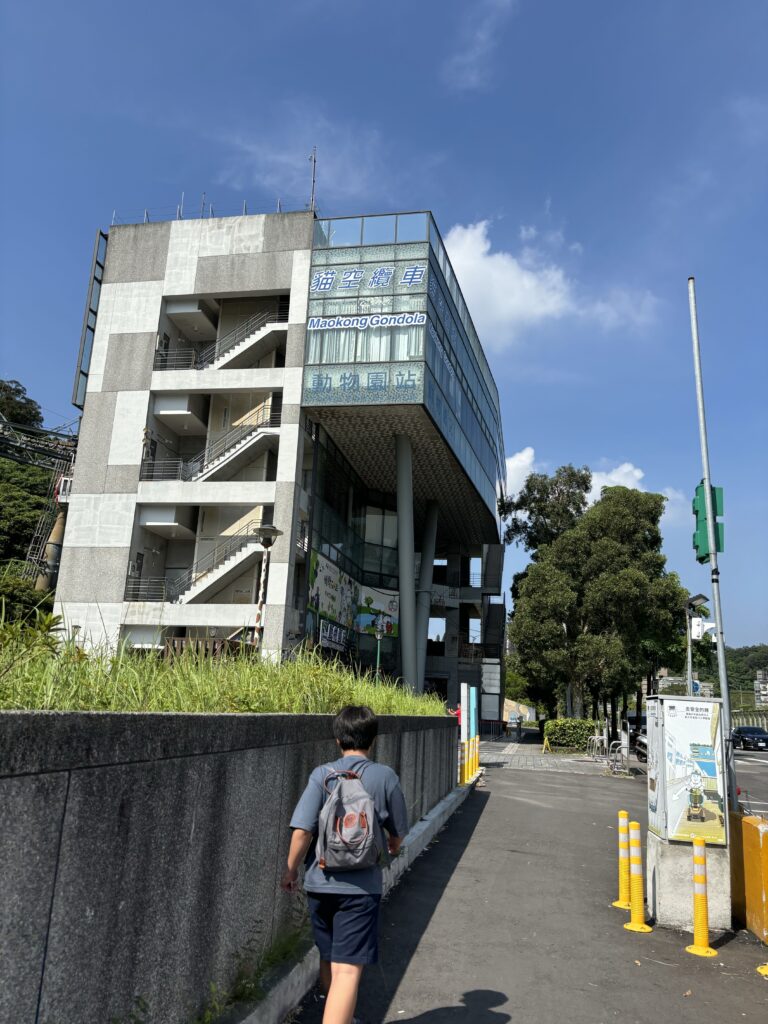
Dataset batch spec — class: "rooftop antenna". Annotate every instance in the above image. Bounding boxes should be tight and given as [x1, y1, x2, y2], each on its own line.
[200, 192, 206, 218]
[309, 146, 317, 212]
[177, 191, 185, 219]
[277, 197, 282, 213]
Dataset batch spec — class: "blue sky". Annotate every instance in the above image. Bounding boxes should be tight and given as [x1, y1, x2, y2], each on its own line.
[1, 1, 765, 645]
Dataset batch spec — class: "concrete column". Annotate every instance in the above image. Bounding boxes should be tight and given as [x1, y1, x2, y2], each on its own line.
[415, 501, 439, 692]
[396, 434, 417, 690]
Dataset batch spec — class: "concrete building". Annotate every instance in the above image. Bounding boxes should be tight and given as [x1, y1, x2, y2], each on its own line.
[755, 669, 768, 709]
[56, 210, 506, 705]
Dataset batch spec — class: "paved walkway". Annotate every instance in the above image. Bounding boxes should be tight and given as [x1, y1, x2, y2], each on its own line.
[479, 737, 612, 775]
[291, 767, 767, 1024]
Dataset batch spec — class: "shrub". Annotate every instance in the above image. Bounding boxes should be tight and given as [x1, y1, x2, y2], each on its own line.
[544, 718, 599, 750]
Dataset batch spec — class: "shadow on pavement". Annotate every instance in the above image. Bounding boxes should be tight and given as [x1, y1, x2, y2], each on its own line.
[387, 989, 511, 1022]
[295, 789, 492, 1023]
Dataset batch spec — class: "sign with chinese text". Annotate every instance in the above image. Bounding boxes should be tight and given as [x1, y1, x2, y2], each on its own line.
[303, 361, 424, 407]
[310, 264, 427, 295]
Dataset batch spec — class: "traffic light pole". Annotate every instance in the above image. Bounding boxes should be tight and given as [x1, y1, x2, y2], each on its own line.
[687, 277, 736, 806]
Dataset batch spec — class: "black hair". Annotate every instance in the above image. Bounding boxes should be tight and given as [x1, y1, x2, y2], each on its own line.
[333, 705, 379, 752]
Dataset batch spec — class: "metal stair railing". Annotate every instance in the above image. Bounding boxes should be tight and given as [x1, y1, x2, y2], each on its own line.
[125, 517, 264, 603]
[153, 307, 288, 371]
[140, 409, 281, 481]
[169, 518, 263, 601]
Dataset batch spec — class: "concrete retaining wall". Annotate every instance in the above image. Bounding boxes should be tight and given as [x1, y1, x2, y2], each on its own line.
[0, 711, 458, 1024]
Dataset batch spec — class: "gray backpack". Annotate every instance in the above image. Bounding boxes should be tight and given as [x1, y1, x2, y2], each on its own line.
[316, 766, 386, 872]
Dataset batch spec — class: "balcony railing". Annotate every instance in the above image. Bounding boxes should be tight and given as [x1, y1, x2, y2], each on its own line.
[140, 410, 281, 482]
[153, 308, 288, 371]
[124, 517, 264, 603]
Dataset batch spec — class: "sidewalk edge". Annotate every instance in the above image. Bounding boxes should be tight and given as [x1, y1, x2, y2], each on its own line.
[241, 779, 477, 1024]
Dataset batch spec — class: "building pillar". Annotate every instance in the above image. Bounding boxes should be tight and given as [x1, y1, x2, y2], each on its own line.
[415, 501, 439, 693]
[396, 434, 417, 690]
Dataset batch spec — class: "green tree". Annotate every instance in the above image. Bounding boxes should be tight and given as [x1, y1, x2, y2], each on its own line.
[0, 380, 43, 427]
[511, 486, 693, 727]
[499, 463, 592, 601]
[0, 458, 50, 563]
[0, 568, 53, 620]
[0, 380, 54, 566]
[498, 463, 591, 551]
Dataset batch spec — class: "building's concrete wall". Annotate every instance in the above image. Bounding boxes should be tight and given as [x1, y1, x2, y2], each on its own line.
[0, 712, 457, 1024]
[58, 211, 313, 652]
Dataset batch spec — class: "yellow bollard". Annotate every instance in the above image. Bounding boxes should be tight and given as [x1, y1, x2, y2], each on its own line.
[612, 810, 631, 910]
[624, 820, 652, 932]
[685, 838, 717, 957]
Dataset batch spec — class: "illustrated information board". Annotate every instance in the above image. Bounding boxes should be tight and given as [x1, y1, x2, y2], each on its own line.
[647, 696, 727, 846]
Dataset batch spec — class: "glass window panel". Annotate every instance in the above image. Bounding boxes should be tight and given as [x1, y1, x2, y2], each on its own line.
[307, 332, 323, 363]
[81, 326, 94, 366]
[89, 278, 101, 311]
[382, 511, 397, 548]
[326, 247, 362, 265]
[322, 329, 356, 363]
[392, 325, 423, 361]
[356, 326, 390, 362]
[396, 213, 428, 243]
[87, 310, 97, 330]
[362, 215, 396, 245]
[314, 220, 331, 247]
[394, 293, 426, 312]
[365, 507, 383, 545]
[359, 244, 396, 264]
[75, 372, 87, 407]
[329, 218, 362, 247]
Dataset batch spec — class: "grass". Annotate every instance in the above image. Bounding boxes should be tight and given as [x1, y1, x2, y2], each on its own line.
[0, 640, 447, 716]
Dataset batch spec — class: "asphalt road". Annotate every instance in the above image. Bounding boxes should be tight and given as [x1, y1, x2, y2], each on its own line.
[292, 766, 768, 1024]
[734, 749, 768, 817]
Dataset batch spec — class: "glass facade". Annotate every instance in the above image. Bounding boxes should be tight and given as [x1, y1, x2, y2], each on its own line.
[304, 212, 505, 518]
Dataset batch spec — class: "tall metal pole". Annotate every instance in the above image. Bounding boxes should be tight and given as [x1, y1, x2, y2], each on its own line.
[687, 277, 736, 804]
[685, 606, 693, 697]
[309, 147, 317, 212]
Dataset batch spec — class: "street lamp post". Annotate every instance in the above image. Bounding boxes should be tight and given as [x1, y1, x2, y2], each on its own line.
[688, 278, 736, 806]
[254, 525, 281, 652]
[374, 617, 384, 680]
[686, 594, 709, 696]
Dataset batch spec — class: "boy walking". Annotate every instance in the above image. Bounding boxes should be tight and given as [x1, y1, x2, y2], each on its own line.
[281, 706, 408, 1024]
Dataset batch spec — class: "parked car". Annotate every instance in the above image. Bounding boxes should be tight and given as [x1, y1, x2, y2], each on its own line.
[634, 733, 648, 762]
[732, 726, 768, 751]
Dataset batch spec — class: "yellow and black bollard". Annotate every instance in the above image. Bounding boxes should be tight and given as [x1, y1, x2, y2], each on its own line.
[623, 820, 652, 933]
[612, 810, 631, 910]
[685, 838, 717, 957]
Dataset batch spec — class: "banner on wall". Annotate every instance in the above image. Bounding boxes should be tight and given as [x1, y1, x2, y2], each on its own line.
[308, 551, 400, 643]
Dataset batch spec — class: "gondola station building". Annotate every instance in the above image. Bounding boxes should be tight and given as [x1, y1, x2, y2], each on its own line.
[56, 209, 506, 707]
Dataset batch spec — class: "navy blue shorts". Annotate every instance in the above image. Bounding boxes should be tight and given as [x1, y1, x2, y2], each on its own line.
[307, 892, 381, 965]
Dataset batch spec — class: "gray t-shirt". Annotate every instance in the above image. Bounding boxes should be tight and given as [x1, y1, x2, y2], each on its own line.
[289, 754, 409, 896]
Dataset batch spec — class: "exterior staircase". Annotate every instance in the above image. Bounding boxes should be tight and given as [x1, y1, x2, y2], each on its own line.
[125, 519, 265, 603]
[140, 408, 281, 483]
[153, 305, 289, 371]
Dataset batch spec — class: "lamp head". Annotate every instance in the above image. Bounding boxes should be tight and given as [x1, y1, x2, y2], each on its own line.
[688, 593, 709, 609]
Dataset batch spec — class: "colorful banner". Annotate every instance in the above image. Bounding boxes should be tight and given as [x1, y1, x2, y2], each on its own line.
[308, 551, 399, 647]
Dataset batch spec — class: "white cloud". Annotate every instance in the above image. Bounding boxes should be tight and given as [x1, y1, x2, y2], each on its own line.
[442, 0, 518, 92]
[504, 446, 536, 497]
[444, 220, 658, 349]
[588, 462, 645, 503]
[519, 225, 538, 241]
[445, 221, 574, 349]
